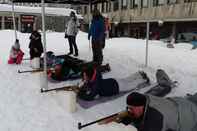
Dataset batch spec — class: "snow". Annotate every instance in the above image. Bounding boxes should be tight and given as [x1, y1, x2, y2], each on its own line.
[0, 30, 197, 131]
[0, 4, 82, 18]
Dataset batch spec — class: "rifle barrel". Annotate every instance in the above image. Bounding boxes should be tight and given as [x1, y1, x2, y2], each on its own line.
[40, 85, 78, 93]
[18, 69, 43, 73]
[78, 112, 119, 130]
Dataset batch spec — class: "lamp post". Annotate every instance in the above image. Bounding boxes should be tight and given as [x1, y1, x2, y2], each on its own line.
[41, 0, 48, 89]
[145, 0, 151, 67]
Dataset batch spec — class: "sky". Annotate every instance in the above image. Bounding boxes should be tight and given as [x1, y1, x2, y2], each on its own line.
[0, 30, 197, 131]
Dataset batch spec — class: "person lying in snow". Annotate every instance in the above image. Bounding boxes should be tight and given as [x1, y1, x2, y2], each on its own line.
[8, 39, 24, 64]
[119, 92, 197, 131]
[77, 65, 119, 101]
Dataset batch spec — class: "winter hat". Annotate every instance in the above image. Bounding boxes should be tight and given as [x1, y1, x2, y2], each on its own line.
[13, 39, 20, 50]
[127, 92, 147, 106]
[82, 65, 95, 79]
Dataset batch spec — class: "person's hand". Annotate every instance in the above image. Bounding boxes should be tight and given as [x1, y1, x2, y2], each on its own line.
[34, 48, 38, 52]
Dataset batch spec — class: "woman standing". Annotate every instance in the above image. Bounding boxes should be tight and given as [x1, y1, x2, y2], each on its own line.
[66, 11, 79, 56]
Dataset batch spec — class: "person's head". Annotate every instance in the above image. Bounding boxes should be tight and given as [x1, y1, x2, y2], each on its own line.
[13, 39, 20, 50]
[82, 65, 95, 81]
[126, 92, 147, 118]
[70, 11, 76, 17]
[92, 9, 102, 20]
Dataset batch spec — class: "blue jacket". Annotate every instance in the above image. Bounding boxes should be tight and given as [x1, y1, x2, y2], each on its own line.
[88, 17, 105, 42]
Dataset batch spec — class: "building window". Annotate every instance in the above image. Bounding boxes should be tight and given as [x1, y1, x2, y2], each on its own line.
[153, 0, 164, 6]
[94, 4, 98, 10]
[141, 0, 148, 8]
[167, 0, 177, 4]
[113, 0, 119, 11]
[121, 0, 127, 10]
[184, 0, 196, 2]
[84, 6, 87, 14]
[101, 3, 105, 12]
[133, 0, 140, 8]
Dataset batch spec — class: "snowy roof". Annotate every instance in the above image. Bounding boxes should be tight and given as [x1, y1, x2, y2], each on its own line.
[13, 0, 114, 5]
[0, 4, 83, 18]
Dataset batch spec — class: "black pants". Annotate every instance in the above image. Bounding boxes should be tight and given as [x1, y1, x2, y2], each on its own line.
[68, 36, 78, 54]
[92, 40, 103, 65]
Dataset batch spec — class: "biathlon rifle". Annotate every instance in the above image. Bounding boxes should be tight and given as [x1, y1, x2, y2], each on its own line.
[40, 85, 80, 93]
[18, 68, 54, 73]
[78, 110, 129, 130]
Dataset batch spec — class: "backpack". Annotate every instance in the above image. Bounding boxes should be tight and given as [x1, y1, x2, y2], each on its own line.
[156, 69, 172, 87]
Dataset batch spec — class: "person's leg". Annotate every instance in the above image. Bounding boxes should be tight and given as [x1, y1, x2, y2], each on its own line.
[71, 36, 78, 56]
[67, 36, 73, 54]
[96, 44, 103, 65]
[92, 40, 97, 63]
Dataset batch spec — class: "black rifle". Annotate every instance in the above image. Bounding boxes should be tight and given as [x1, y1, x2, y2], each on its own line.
[40, 85, 80, 93]
[78, 110, 128, 130]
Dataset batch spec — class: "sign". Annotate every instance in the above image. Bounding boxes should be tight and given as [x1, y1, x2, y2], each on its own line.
[21, 15, 34, 23]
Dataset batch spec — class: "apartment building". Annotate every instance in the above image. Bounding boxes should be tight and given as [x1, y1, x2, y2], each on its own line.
[81, 0, 197, 42]
[0, 1, 77, 32]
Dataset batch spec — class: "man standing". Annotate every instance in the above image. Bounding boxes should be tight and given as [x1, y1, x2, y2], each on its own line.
[88, 9, 105, 65]
[66, 11, 79, 56]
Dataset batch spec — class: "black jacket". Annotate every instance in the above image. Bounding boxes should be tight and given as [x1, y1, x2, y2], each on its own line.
[78, 71, 119, 101]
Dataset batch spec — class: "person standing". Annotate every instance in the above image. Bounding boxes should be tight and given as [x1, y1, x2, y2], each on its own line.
[88, 9, 105, 65]
[29, 31, 43, 60]
[66, 11, 79, 56]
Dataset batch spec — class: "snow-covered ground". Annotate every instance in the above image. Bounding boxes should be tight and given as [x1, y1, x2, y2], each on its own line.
[0, 30, 197, 131]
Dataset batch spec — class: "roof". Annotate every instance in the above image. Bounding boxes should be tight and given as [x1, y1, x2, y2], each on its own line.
[13, 0, 115, 5]
[0, 4, 83, 18]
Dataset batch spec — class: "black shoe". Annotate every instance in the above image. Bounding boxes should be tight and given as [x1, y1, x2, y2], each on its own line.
[67, 52, 73, 55]
[74, 53, 78, 57]
[139, 71, 150, 84]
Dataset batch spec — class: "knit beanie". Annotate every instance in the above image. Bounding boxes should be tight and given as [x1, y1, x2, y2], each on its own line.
[82, 65, 94, 79]
[127, 92, 147, 106]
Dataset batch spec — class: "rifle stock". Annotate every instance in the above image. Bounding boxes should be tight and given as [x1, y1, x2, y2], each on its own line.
[40, 85, 79, 93]
[78, 110, 128, 130]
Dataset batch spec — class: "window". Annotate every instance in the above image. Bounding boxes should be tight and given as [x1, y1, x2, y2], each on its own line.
[141, 0, 148, 7]
[184, 0, 196, 2]
[101, 3, 105, 12]
[106, 2, 109, 12]
[121, 0, 128, 10]
[94, 4, 98, 10]
[153, 0, 164, 6]
[84, 6, 87, 14]
[167, 0, 176, 4]
[133, 0, 140, 8]
[113, 0, 119, 11]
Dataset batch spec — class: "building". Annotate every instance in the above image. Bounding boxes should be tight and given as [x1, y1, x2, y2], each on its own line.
[0, 2, 82, 32]
[81, 0, 197, 42]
